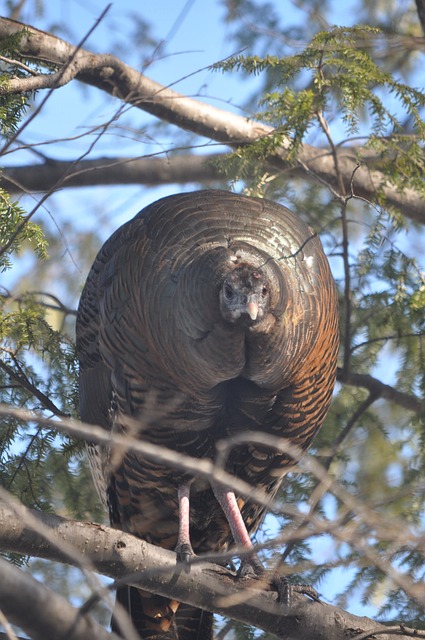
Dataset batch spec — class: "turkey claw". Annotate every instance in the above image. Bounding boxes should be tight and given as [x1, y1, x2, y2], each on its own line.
[237, 557, 265, 579]
[175, 543, 195, 564]
[272, 576, 321, 606]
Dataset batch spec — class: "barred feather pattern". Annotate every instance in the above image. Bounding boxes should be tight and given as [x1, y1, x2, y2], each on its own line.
[76, 189, 339, 639]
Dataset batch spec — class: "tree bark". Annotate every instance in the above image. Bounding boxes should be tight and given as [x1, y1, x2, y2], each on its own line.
[0, 17, 424, 224]
[336, 368, 422, 414]
[415, 0, 425, 34]
[0, 557, 122, 640]
[0, 501, 417, 640]
[0, 154, 224, 193]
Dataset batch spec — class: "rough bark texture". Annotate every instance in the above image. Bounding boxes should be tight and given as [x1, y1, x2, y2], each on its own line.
[0, 155, 224, 193]
[0, 556, 122, 640]
[0, 501, 418, 640]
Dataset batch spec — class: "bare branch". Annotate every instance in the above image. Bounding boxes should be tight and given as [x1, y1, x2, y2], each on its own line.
[0, 19, 268, 144]
[0, 357, 69, 418]
[0, 153, 225, 193]
[0, 404, 297, 519]
[336, 368, 422, 414]
[0, 501, 418, 640]
[353, 626, 425, 640]
[0, 402, 421, 539]
[0, 608, 20, 640]
[2, 404, 425, 607]
[4, 290, 77, 317]
[0, 556, 120, 640]
[0, 18, 424, 223]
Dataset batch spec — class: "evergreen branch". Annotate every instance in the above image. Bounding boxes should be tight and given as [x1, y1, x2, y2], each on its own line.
[0, 356, 69, 418]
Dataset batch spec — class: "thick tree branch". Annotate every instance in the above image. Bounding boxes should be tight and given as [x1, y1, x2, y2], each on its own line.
[0, 556, 121, 640]
[0, 154, 225, 193]
[0, 18, 424, 223]
[1, 404, 425, 608]
[0, 18, 267, 144]
[0, 502, 417, 640]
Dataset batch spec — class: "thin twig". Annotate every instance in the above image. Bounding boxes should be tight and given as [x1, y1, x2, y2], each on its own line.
[0, 356, 69, 417]
[0, 5, 113, 261]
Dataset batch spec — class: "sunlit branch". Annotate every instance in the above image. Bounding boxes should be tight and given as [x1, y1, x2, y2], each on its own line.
[0, 500, 419, 640]
[0, 18, 424, 223]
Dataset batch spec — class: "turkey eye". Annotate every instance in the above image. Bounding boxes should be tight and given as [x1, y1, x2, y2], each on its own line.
[261, 286, 268, 297]
[224, 284, 234, 300]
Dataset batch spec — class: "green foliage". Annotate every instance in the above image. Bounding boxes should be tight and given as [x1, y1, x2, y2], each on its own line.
[0, 208, 88, 517]
[0, 289, 83, 507]
[215, 25, 425, 193]
[0, 30, 32, 137]
[0, 192, 48, 272]
[0, 49, 92, 523]
[214, 22, 425, 624]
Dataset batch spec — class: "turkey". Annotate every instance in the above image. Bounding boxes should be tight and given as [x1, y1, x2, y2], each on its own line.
[76, 189, 339, 640]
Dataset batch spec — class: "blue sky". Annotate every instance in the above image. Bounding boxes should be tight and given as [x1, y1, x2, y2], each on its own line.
[7, 0, 365, 261]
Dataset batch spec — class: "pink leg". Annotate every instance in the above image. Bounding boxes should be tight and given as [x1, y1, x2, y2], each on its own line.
[176, 482, 194, 563]
[212, 486, 318, 602]
[212, 483, 263, 575]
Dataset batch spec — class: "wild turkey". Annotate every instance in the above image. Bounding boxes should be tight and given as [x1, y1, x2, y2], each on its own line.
[76, 189, 339, 640]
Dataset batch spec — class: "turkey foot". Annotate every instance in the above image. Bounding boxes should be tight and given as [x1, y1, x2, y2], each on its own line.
[175, 542, 195, 564]
[210, 483, 320, 603]
[237, 554, 265, 579]
[272, 575, 321, 606]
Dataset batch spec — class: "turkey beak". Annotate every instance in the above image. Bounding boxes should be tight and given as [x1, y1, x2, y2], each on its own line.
[246, 300, 259, 321]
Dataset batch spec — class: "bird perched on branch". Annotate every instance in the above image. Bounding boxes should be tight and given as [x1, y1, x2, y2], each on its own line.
[76, 189, 339, 640]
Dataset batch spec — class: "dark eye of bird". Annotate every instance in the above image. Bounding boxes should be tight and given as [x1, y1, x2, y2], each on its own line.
[224, 284, 234, 300]
[261, 286, 268, 297]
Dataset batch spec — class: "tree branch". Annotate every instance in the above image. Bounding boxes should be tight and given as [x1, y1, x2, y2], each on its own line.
[1, 404, 425, 607]
[0, 18, 424, 223]
[0, 356, 69, 418]
[0, 153, 225, 193]
[0, 556, 121, 640]
[415, 0, 425, 35]
[0, 501, 417, 640]
[1, 402, 423, 548]
[337, 368, 422, 414]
